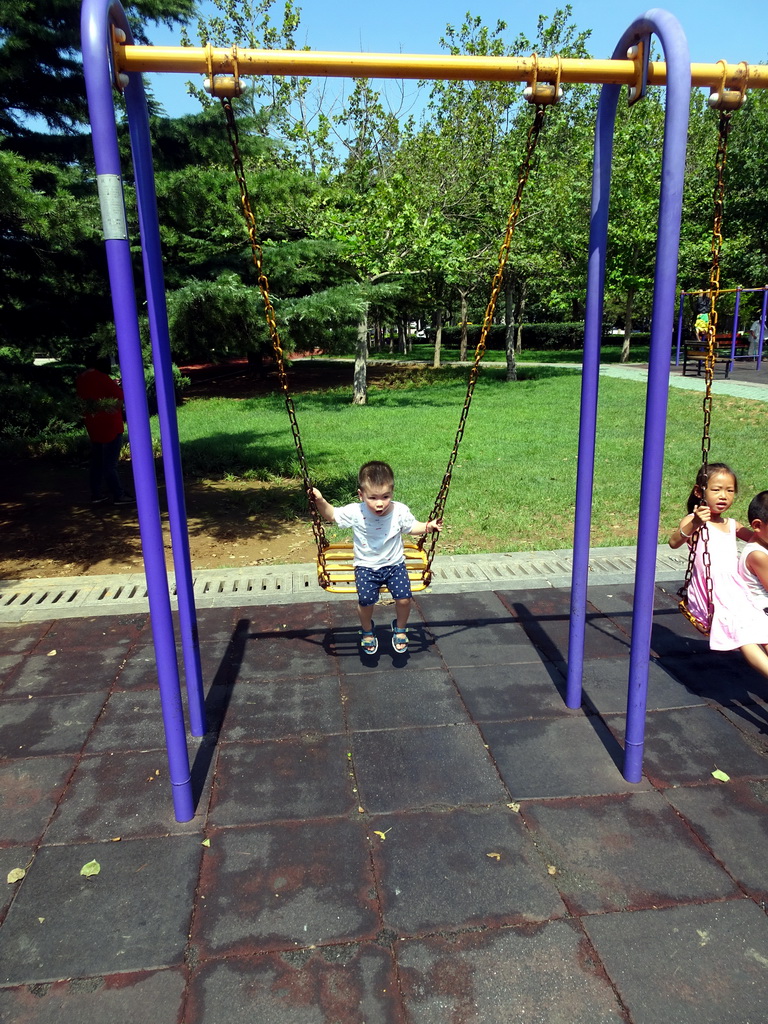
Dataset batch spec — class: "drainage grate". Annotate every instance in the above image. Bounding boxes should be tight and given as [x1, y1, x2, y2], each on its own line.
[0, 547, 689, 623]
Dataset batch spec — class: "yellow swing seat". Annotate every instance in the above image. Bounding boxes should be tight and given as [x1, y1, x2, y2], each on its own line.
[318, 542, 431, 594]
[677, 597, 710, 637]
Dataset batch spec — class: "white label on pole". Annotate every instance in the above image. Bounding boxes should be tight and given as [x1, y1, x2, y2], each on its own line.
[96, 174, 129, 240]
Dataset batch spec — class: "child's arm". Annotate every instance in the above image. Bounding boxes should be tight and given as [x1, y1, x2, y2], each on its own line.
[409, 518, 442, 536]
[309, 486, 337, 524]
[745, 547, 768, 592]
[735, 521, 755, 542]
[669, 507, 707, 549]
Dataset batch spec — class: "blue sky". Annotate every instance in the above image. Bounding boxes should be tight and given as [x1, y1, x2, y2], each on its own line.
[143, 0, 768, 118]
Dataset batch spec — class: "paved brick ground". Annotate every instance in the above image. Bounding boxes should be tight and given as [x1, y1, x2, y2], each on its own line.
[1, 582, 767, 1023]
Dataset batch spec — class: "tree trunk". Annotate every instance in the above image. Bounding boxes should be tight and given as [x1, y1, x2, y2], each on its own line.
[459, 289, 469, 361]
[353, 314, 368, 405]
[247, 350, 264, 374]
[398, 320, 408, 354]
[504, 281, 517, 381]
[621, 287, 635, 363]
[433, 308, 443, 369]
[515, 280, 528, 355]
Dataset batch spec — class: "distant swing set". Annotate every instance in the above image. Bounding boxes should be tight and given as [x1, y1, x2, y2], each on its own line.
[80, 0, 768, 820]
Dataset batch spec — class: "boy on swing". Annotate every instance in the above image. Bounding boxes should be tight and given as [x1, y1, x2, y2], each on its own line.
[311, 461, 442, 655]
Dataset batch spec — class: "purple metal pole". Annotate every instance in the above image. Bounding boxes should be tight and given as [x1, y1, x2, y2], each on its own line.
[124, 84, 206, 737]
[566, 83, 618, 709]
[624, 9, 691, 782]
[674, 292, 685, 365]
[731, 287, 742, 367]
[81, 0, 194, 821]
[758, 287, 768, 369]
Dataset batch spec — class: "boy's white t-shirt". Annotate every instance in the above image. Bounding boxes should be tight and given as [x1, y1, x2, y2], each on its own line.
[738, 541, 768, 609]
[334, 500, 416, 568]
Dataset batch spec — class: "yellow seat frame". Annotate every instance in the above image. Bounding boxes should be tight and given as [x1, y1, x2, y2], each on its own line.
[318, 542, 431, 594]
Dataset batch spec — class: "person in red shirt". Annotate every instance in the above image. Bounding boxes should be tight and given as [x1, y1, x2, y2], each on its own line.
[76, 354, 132, 505]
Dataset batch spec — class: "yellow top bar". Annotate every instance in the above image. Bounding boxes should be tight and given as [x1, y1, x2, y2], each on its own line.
[117, 45, 768, 90]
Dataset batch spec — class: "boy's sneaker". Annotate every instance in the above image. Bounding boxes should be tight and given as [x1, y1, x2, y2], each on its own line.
[112, 495, 135, 506]
[90, 496, 109, 505]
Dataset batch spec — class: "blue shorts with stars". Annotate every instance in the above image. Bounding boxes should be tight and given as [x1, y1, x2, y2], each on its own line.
[354, 562, 412, 606]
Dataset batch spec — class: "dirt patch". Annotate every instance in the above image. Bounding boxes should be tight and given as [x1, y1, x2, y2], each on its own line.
[0, 359, 450, 581]
[0, 459, 319, 580]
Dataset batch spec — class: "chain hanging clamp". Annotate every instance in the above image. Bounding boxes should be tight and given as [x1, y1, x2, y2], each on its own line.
[204, 44, 244, 99]
[523, 53, 562, 106]
[709, 61, 748, 111]
[111, 25, 130, 92]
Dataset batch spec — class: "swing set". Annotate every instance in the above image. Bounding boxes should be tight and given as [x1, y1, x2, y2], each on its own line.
[219, 93, 550, 593]
[80, 0, 768, 820]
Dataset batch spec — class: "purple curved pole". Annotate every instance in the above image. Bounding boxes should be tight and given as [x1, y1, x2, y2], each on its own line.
[124, 83, 206, 737]
[567, 10, 691, 787]
[81, 0, 194, 820]
[566, 80, 617, 710]
[625, 10, 690, 781]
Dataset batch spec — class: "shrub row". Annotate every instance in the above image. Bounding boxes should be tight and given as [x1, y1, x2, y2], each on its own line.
[435, 324, 650, 351]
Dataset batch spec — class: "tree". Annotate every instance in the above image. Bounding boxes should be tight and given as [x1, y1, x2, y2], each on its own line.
[0, 0, 195, 152]
[180, 0, 337, 174]
[391, 8, 593, 377]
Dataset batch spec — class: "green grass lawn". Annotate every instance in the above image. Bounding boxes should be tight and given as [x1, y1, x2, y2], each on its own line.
[163, 363, 767, 554]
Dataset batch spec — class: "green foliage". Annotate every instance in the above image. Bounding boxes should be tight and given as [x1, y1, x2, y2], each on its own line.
[4, 0, 768, 386]
[166, 274, 271, 363]
[0, 352, 82, 439]
[439, 322, 593, 350]
[143, 362, 190, 414]
[0, 0, 195, 147]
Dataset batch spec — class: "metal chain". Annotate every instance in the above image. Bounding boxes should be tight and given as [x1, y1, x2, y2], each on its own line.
[679, 109, 733, 633]
[220, 98, 332, 584]
[421, 104, 548, 572]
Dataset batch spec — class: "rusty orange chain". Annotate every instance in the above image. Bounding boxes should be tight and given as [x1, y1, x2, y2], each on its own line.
[420, 103, 548, 571]
[679, 109, 733, 633]
[220, 97, 332, 582]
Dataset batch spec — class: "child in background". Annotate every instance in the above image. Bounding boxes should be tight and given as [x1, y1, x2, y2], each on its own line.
[738, 490, 768, 614]
[669, 462, 768, 677]
[311, 461, 442, 655]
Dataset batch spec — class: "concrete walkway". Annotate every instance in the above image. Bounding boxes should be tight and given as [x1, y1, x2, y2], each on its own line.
[1, 553, 767, 1023]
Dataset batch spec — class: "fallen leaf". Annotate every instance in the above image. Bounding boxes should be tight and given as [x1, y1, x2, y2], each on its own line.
[80, 859, 101, 877]
[7, 868, 26, 884]
[487, 852, 501, 861]
[358, 806, 365, 813]
[111, 837, 121, 842]
[38, 917, 45, 924]
[47, 650, 57, 657]
[201, 838, 211, 847]
[547, 864, 557, 875]
[507, 802, 521, 813]
[373, 829, 392, 840]
[712, 769, 730, 782]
